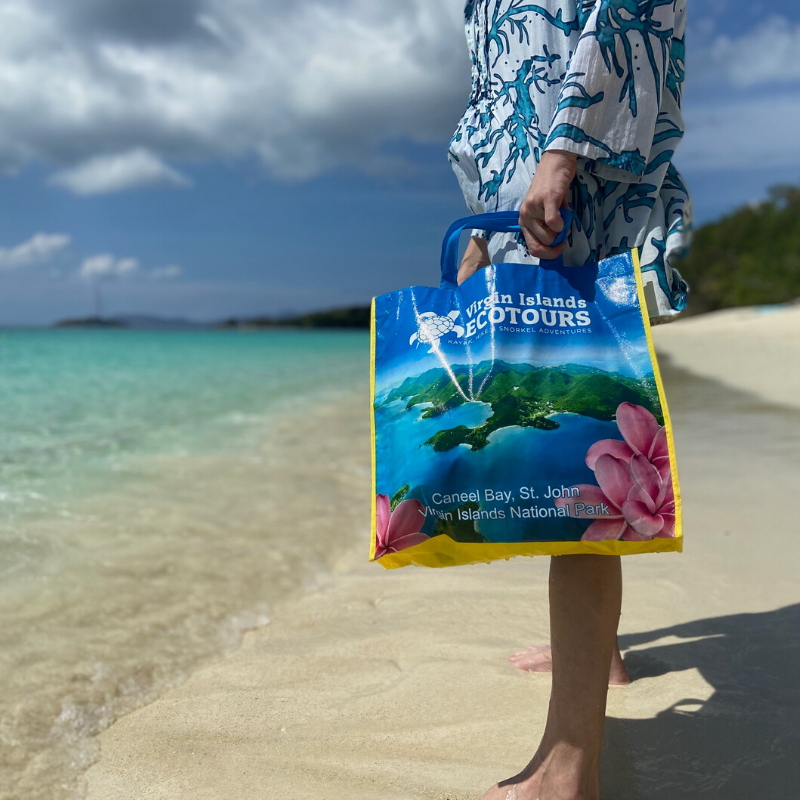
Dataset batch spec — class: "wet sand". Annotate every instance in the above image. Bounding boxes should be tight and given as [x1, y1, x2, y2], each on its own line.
[85, 307, 800, 799]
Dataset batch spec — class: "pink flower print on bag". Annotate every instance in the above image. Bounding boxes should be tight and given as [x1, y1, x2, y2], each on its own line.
[374, 494, 430, 559]
[555, 403, 676, 541]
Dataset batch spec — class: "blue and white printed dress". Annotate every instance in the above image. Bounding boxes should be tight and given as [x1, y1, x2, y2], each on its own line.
[449, 0, 691, 321]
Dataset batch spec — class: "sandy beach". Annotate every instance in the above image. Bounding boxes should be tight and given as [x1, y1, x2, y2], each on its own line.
[84, 306, 800, 800]
[652, 303, 800, 409]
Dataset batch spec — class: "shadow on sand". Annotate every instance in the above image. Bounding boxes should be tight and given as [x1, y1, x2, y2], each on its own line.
[601, 604, 800, 798]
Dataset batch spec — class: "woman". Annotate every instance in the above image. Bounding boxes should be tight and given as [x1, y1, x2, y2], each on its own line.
[448, 1, 690, 798]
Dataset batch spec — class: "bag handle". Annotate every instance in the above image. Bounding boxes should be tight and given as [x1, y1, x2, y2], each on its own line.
[439, 207, 573, 289]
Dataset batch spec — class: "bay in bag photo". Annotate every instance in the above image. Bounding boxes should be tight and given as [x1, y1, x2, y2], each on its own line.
[370, 211, 681, 569]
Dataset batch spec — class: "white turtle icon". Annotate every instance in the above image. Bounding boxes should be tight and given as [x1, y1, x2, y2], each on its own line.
[409, 310, 464, 353]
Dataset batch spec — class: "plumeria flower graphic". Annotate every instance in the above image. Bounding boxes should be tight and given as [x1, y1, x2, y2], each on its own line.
[555, 403, 676, 541]
[374, 494, 430, 558]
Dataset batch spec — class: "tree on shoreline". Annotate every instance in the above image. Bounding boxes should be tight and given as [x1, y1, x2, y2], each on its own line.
[674, 182, 800, 314]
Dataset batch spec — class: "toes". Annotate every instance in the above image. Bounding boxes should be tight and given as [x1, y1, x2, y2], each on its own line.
[509, 644, 549, 658]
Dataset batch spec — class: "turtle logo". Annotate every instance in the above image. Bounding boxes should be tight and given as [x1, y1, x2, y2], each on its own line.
[409, 310, 465, 353]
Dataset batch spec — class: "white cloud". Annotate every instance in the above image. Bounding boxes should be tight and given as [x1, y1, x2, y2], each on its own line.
[79, 256, 183, 281]
[693, 17, 800, 88]
[676, 93, 800, 171]
[18, 0, 797, 192]
[80, 254, 140, 279]
[0, 0, 468, 186]
[0, 233, 71, 270]
[150, 264, 183, 279]
[49, 149, 191, 195]
[115, 257, 139, 275]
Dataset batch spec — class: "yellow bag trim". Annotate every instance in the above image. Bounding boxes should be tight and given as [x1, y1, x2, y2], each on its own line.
[631, 248, 683, 545]
[376, 532, 681, 569]
[369, 297, 378, 562]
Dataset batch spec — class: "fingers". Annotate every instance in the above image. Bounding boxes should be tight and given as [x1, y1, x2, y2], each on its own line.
[523, 215, 559, 245]
[544, 196, 564, 233]
[518, 150, 574, 261]
[519, 193, 568, 259]
[520, 224, 566, 260]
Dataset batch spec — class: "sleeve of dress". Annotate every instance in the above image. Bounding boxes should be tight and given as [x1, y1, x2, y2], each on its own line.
[543, 0, 681, 182]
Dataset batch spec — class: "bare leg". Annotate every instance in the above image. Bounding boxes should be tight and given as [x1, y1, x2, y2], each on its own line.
[508, 638, 630, 686]
[476, 555, 622, 800]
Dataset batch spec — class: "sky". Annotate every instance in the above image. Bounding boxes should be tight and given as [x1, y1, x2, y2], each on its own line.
[1, 0, 799, 325]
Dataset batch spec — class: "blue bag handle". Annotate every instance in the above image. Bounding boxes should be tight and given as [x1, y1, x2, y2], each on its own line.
[439, 207, 573, 289]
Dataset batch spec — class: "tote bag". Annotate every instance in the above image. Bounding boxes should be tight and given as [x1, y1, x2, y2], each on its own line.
[370, 211, 681, 569]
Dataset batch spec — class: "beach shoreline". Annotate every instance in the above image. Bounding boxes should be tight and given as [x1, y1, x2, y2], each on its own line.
[81, 305, 800, 799]
[0, 331, 371, 800]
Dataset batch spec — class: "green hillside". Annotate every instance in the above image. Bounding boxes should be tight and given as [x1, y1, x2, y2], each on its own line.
[383, 361, 660, 452]
[674, 183, 800, 313]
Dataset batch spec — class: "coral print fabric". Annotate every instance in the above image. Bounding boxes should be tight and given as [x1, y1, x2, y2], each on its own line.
[449, 0, 691, 321]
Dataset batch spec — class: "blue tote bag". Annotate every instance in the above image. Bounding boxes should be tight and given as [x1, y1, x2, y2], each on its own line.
[370, 211, 681, 569]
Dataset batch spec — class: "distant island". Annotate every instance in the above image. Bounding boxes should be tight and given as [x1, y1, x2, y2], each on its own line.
[383, 361, 660, 452]
[54, 316, 126, 329]
[53, 314, 213, 330]
[52, 306, 370, 330]
[218, 305, 370, 330]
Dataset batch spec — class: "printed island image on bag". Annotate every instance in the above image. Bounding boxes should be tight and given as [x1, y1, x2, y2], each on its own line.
[370, 211, 682, 569]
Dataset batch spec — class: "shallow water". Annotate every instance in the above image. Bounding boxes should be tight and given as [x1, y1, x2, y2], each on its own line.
[0, 329, 371, 800]
[0, 329, 367, 531]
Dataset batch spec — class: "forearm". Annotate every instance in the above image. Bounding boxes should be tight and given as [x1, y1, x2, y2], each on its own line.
[457, 236, 491, 286]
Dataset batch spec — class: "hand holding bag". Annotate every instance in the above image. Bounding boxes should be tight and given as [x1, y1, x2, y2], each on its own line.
[370, 211, 681, 569]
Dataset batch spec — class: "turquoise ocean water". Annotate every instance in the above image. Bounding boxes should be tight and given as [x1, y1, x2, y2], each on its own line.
[0, 329, 370, 800]
[0, 329, 367, 531]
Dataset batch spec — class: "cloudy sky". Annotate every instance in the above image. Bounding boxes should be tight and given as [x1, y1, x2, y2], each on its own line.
[1, 0, 798, 324]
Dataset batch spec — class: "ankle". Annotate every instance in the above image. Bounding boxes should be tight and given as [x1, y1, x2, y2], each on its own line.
[538, 739, 600, 798]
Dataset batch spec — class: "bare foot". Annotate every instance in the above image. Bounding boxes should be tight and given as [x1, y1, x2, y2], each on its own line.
[508, 643, 554, 674]
[508, 642, 631, 686]
[474, 744, 599, 800]
[474, 753, 544, 800]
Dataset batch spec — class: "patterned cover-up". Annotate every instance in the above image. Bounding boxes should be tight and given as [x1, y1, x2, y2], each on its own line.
[449, 0, 691, 321]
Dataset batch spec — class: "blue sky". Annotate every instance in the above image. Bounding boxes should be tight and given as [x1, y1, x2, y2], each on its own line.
[1, 0, 798, 325]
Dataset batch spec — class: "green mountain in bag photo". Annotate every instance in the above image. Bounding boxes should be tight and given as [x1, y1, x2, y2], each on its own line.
[381, 361, 662, 453]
